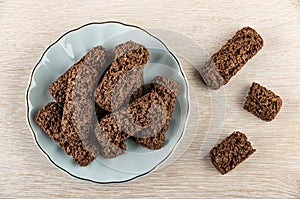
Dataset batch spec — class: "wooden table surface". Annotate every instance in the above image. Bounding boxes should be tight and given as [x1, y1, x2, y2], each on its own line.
[1, 0, 299, 198]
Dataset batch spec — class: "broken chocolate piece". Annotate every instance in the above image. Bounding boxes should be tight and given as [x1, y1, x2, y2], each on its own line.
[209, 131, 256, 175]
[243, 82, 282, 121]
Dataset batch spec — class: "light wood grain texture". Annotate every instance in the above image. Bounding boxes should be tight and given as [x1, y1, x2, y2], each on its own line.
[1, 0, 299, 198]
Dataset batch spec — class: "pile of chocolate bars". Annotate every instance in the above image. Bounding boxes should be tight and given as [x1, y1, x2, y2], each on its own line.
[36, 26, 283, 174]
[36, 41, 180, 166]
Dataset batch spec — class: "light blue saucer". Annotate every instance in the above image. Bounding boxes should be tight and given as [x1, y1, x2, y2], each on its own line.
[26, 22, 189, 183]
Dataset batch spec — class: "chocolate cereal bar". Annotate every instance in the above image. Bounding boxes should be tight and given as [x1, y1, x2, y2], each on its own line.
[94, 41, 149, 112]
[134, 76, 180, 149]
[61, 46, 111, 157]
[94, 92, 166, 158]
[49, 46, 111, 105]
[35, 102, 95, 166]
[200, 27, 263, 89]
[209, 131, 256, 175]
[243, 82, 282, 121]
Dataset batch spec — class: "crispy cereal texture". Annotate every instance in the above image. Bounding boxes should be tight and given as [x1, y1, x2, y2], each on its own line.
[200, 27, 263, 89]
[94, 92, 166, 158]
[35, 102, 95, 166]
[94, 41, 149, 112]
[49, 45, 111, 105]
[243, 82, 282, 121]
[60, 46, 111, 157]
[134, 76, 180, 149]
[209, 131, 256, 175]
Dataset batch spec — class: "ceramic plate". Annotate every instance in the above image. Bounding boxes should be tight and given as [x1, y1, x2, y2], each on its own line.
[26, 22, 189, 183]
